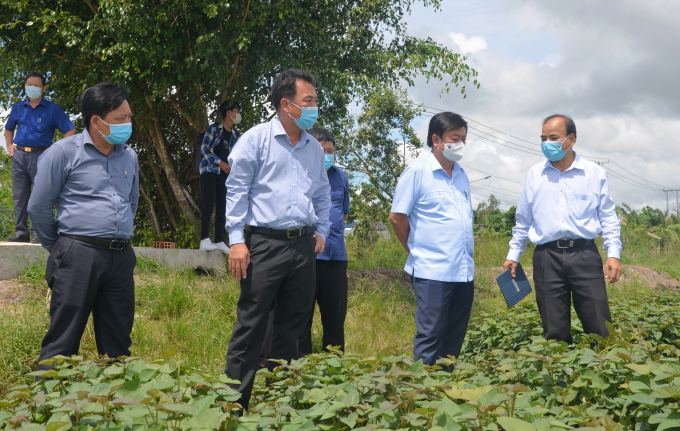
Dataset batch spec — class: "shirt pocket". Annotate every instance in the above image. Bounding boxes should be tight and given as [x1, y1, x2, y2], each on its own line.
[571, 193, 597, 220]
[33, 112, 52, 134]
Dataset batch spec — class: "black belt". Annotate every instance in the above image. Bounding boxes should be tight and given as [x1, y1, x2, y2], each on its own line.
[60, 233, 131, 250]
[543, 238, 596, 249]
[15, 144, 51, 153]
[246, 226, 316, 239]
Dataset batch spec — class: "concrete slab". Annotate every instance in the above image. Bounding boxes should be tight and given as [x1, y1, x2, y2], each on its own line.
[0, 243, 227, 280]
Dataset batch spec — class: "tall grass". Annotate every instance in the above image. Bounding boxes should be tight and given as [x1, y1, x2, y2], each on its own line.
[0, 228, 677, 394]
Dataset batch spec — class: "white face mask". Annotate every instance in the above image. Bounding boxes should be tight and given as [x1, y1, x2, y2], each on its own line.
[438, 136, 465, 161]
[231, 112, 242, 125]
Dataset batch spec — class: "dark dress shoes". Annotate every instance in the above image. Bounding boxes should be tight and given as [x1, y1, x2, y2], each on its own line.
[6, 235, 30, 242]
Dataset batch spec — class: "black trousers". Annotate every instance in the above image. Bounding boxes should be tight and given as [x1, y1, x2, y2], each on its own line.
[225, 232, 316, 410]
[298, 260, 348, 356]
[200, 172, 227, 243]
[38, 236, 136, 367]
[533, 243, 612, 344]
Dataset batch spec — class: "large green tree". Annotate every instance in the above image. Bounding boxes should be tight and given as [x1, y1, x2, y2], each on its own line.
[0, 0, 477, 243]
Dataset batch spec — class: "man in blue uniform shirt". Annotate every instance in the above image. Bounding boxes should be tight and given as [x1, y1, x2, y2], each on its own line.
[28, 82, 139, 367]
[503, 114, 621, 344]
[389, 112, 474, 366]
[4, 72, 75, 243]
[298, 127, 350, 355]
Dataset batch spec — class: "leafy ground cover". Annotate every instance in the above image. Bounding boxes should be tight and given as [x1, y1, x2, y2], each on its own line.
[2, 291, 680, 431]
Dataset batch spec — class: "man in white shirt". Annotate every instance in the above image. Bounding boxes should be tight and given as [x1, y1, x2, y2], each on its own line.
[503, 114, 621, 344]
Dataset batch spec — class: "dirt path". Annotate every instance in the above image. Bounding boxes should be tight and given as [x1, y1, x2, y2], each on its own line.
[349, 265, 680, 292]
[0, 279, 29, 308]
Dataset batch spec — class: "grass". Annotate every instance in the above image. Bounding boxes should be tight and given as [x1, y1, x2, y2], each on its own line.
[0, 230, 678, 396]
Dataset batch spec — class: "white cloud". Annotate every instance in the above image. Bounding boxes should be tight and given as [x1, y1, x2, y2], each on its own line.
[448, 33, 488, 54]
[403, 0, 680, 211]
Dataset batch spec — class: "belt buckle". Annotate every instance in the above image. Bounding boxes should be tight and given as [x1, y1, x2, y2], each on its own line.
[287, 228, 302, 238]
[110, 240, 126, 250]
[25, 147, 32, 153]
[557, 239, 575, 249]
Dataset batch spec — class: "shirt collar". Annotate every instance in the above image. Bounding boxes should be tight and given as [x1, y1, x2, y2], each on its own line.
[83, 127, 128, 152]
[22, 98, 48, 108]
[542, 151, 585, 172]
[272, 116, 310, 148]
[427, 152, 461, 179]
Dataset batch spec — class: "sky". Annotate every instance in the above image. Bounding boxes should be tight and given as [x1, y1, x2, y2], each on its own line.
[402, 0, 680, 212]
[3, 1, 679, 213]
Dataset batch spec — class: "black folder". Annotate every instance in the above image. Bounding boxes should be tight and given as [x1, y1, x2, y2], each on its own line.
[496, 263, 533, 308]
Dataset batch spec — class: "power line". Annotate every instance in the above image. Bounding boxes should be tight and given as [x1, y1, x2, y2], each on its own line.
[606, 160, 672, 189]
[459, 164, 525, 186]
[471, 184, 521, 199]
[415, 103, 673, 188]
[471, 188, 521, 203]
[469, 191, 516, 207]
[602, 166, 663, 191]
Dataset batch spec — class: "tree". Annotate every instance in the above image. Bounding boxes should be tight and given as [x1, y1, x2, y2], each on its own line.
[333, 86, 422, 240]
[0, 0, 478, 242]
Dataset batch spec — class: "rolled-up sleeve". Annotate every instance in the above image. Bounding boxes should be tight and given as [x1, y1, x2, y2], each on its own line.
[201, 125, 222, 165]
[27, 146, 68, 251]
[225, 133, 258, 245]
[391, 167, 418, 215]
[312, 155, 332, 240]
[597, 170, 622, 259]
[507, 174, 533, 262]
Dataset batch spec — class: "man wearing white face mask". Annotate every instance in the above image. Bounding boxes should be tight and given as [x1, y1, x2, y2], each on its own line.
[503, 114, 621, 345]
[4, 72, 75, 243]
[389, 112, 474, 366]
[199, 100, 241, 252]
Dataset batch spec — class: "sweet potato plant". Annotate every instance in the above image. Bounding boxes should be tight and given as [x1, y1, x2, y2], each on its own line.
[1, 291, 679, 431]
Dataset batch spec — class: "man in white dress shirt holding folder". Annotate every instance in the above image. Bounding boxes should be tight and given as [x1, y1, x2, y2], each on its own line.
[503, 114, 622, 344]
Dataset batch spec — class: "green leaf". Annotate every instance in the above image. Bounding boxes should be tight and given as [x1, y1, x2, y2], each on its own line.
[626, 363, 657, 375]
[649, 385, 680, 399]
[657, 413, 680, 431]
[497, 417, 536, 431]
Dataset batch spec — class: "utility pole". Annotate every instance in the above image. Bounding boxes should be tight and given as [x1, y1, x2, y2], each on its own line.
[664, 189, 680, 218]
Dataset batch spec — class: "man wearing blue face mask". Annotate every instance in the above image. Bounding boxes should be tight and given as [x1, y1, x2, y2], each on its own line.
[503, 114, 621, 345]
[28, 82, 139, 367]
[224, 68, 331, 411]
[4, 72, 75, 243]
[299, 127, 350, 356]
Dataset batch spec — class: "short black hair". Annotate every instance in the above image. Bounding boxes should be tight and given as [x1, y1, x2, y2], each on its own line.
[426, 112, 468, 148]
[79, 82, 130, 130]
[271, 68, 317, 111]
[25, 72, 45, 87]
[219, 100, 241, 118]
[307, 127, 335, 145]
[542, 114, 577, 139]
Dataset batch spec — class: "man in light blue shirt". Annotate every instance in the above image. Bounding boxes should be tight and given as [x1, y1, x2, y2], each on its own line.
[224, 69, 331, 411]
[503, 114, 622, 345]
[390, 112, 474, 366]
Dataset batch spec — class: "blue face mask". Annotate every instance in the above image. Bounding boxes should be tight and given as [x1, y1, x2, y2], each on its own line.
[286, 100, 318, 129]
[25, 85, 43, 100]
[97, 117, 132, 145]
[324, 154, 334, 170]
[541, 135, 572, 162]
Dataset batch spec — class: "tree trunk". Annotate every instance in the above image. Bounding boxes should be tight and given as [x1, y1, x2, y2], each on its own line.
[144, 96, 198, 224]
[138, 167, 162, 236]
[141, 139, 180, 230]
